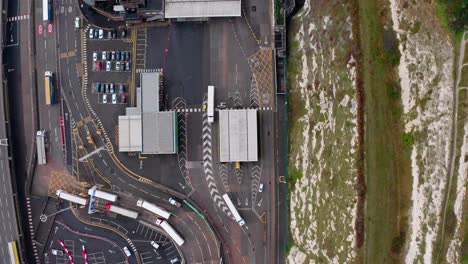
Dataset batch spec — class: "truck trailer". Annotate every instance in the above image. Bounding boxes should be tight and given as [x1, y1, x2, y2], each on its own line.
[156, 219, 184, 246]
[207, 86, 214, 123]
[56, 189, 88, 206]
[87, 189, 118, 202]
[222, 193, 245, 226]
[105, 203, 139, 219]
[136, 199, 171, 219]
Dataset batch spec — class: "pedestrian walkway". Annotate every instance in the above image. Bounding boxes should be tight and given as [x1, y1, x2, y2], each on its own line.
[171, 106, 272, 113]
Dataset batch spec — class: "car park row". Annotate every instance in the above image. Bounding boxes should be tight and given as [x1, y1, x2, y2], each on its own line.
[92, 51, 131, 72]
[89, 28, 127, 39]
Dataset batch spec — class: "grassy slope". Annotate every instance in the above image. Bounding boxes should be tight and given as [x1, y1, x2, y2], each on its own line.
[357, 0, 410, 262]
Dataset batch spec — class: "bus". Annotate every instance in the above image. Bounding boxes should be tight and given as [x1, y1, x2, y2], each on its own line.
[36, 131, 46, 165]
[44, 71, 55, 105]
[43, 0, 51, 21]
[207, 86, 214, 123]
[8, 241, 20, 264]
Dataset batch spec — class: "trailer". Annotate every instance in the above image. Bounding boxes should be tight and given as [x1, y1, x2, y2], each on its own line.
[136, 199, 171, 219]
[222, 193, 245, 226]
[36, 131, 47, 165]
[105, 203, 139, 219]
[87, 189, 118, 202]
[207, 86, 214, 123]
[56, 189, 88, 206]
[156, 219, 184, 246]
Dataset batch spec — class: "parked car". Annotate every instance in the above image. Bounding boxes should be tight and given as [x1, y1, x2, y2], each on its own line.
[95, 82, 101, 93]
[89, 28, 94, 39]
[51, 249, 63, 256]
[115, 61, 121, 71]
[106, 61, 111, 71]
[108, 31, 112, 39]
[125, 61, 131, 71]
[126, 51, 131, 61]
[120, 29, 127, 38]
[105, 83, 109, 93]
[98, 29, 104, 39]
[112, 94, 117, 104]
[123, 246, 131, 257]
[94, 29, 98, 38]
[96, 61, 102, 72]
[93, 52, 98, 62]
[259, 183, 264, 193]
[170, 258, 179, 263]
[111, 51, 116, 61]
[119, 84, 124, 94]
[168, 198, 181, 207]
[120, 51, 125, 61]
[102, 94, 107, 104]
[151, 241, 160, 249]
[102, 51, 107, 61]
[121, 93, 127, 104]
[116, 51, 121, 61]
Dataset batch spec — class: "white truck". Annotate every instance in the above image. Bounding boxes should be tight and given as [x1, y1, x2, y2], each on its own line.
[207, 86, 214, 123]
[136, 199, 171, 219]
[87, 189, 118, 202]
[56, 189, 88, 206]
[156, 219, 184, 246]
[105, 203, 139, 219]
[222, 193, 245, 226]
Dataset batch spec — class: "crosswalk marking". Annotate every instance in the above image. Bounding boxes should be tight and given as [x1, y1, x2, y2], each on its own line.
[170, 107, 272, 113]
[7, 15, 30, 22]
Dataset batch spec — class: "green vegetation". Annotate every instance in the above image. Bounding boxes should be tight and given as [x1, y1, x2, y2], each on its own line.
[402, 132, 415, 147]
[357, 0, 411, 262]
[434, 0, 467, 37]
[288, 166, 303, 192]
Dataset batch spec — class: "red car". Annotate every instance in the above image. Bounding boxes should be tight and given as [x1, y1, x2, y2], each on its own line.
[121, 93, 127, 104]
[96, 61, 102, 72]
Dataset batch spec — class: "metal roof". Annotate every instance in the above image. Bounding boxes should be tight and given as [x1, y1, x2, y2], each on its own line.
[142, 111, 177, 154]
[118, 115, 142, 152]
[164, 0, 241, 18]
[219, 109, 258, 162]
[141, 72, 160, 113]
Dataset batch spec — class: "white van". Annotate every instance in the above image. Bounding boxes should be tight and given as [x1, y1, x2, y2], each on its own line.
[151, 241, 160, 249]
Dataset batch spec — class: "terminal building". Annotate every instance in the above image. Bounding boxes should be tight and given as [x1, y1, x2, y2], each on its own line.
[118, 72, 178, 154]
[83, 0, 241, 23]
[219, 109, 258, 162]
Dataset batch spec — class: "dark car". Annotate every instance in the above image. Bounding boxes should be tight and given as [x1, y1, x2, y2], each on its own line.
[116, 52, 121, 61]
[110, 83, 115, 94]
[119, 84, 124, 94]
[105, 83, 109, 93]
[95, 82, 101, 93]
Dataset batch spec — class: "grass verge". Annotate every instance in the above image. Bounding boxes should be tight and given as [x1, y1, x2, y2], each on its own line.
[355, 0, 412, 262]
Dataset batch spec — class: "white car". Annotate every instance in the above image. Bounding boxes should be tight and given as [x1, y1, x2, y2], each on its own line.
[51, 249, 63, 256]
[259, 183, 264, 193]
[123, 246, 131, 257]
[74, 17, 80, 28]
[150, 241, 160, 249]
[98, 29, 104, 39]
[102, 94, 107, 104]
[92, 52, 98, 62]
[170, 258, 180, 263]
[106, 61, 111, 71]
[112, 94, 117, 104]
[102, 51, 107, 61]
[89, 28, 94, 39]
